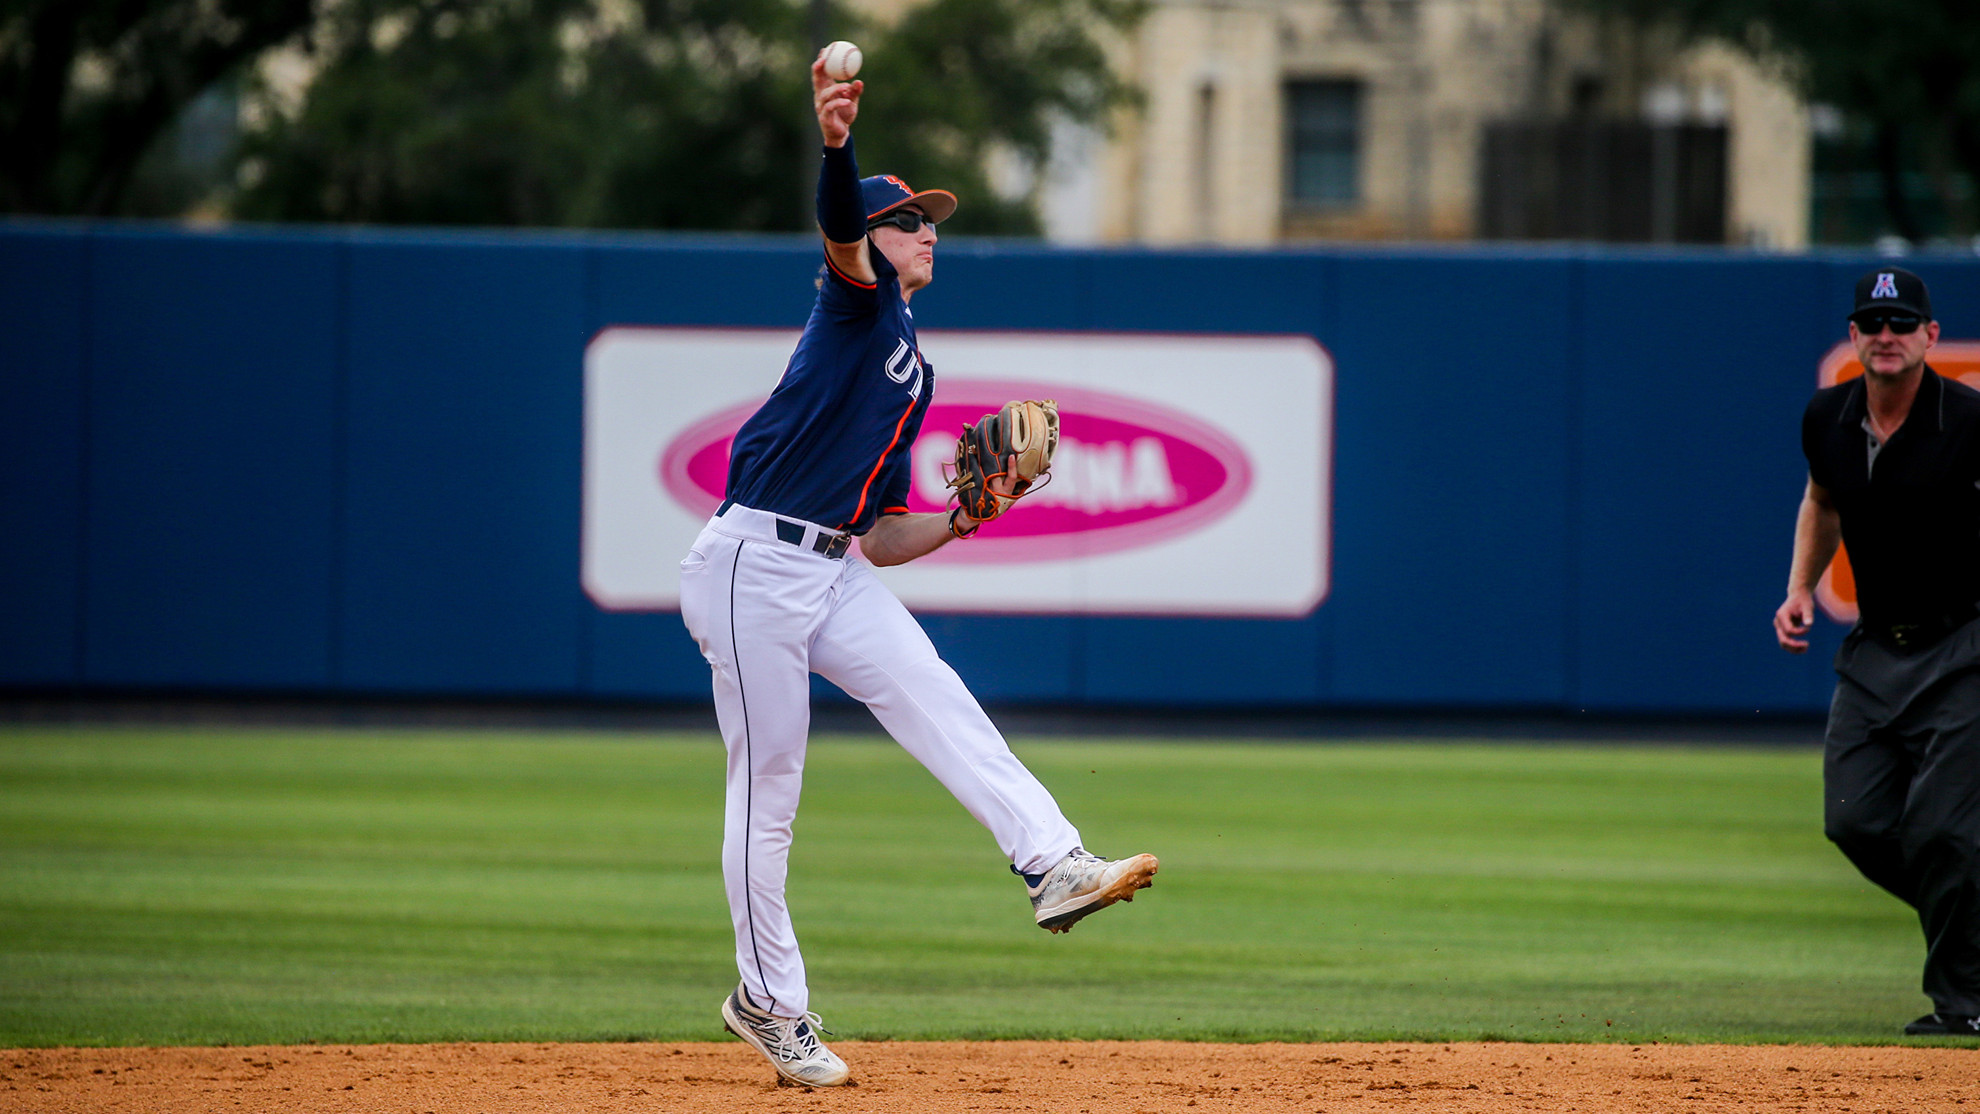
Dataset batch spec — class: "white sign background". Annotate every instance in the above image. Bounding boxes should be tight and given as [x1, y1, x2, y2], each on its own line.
[582, 327, 1331, 616]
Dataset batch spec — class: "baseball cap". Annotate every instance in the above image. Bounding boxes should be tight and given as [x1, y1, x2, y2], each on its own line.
[861, 174, 957, 224]
[1852, 266, 1933, 320]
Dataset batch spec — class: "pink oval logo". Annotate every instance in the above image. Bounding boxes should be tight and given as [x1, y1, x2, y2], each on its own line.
[659, 380, 1252, 563]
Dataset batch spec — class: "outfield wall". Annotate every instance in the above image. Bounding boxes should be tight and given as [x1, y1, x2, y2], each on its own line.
[6, 221, 1977, 714]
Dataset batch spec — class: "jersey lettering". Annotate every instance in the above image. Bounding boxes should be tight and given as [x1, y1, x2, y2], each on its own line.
[885, 338, 914, 382]
[1873, 272, 1899, 300]
[884, 337, 924, 399]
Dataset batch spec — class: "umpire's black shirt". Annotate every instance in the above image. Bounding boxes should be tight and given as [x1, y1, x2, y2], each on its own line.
[1804, 366, 1980, 628]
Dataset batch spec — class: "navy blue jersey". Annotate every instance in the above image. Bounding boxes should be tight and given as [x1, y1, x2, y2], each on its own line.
[724, 246, 932, 535]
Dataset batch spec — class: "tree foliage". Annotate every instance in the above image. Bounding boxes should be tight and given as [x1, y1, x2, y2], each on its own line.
[0, 0, 313, 215]
[230, 0, 1141, 234]
[230, 0, 812, 229]
[1568, 0, 1980, 239]
[1, 0, 1139, 232]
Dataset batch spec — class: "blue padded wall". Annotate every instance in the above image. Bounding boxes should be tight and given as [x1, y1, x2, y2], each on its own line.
[6, 219, 1976, 715]
[0, 229, 88, 684]
[83, 229, 341, 687]
[1573, 256, 1834, 712]
[338, 233, 589, 694]
[1324, 253, 1577, 706]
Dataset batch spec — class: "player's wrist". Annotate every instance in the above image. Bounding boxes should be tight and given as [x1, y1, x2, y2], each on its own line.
[948, 507, 981, 539]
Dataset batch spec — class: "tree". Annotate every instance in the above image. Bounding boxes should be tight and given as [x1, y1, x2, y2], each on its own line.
[0, 0, 314, 215]
[230, 0, 1142, 234]
[1567, 0, 1980, 241]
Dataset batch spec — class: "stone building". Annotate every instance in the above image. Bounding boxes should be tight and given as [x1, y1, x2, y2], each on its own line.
[1011, 0, 1812, 248]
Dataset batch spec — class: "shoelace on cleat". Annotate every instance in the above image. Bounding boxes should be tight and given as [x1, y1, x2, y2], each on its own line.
[743, 1009, 831, 1062]
[1055, 851, 1106, 884]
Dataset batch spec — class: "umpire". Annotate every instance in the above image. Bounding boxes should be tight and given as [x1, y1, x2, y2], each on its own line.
[1774, 266, 1980, 1037]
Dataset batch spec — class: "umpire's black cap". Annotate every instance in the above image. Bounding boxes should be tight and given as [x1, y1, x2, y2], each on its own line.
[1852, 266, 1933, 321]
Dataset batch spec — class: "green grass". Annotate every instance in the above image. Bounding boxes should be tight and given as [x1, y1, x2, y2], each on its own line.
[0, 726, 1935, 1046]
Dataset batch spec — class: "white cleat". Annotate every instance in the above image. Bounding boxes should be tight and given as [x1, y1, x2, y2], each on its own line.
[720, 983, 850, 1087]
[1023, 849, 1159, 934]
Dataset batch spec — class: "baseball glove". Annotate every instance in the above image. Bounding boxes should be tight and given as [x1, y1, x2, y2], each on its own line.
[946, 399, 1059, 525]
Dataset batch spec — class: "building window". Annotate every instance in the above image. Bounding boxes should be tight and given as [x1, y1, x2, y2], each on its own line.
[1286, 80, 1361, 207]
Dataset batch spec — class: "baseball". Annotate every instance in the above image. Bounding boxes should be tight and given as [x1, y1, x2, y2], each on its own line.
[822, 40, 862, 82]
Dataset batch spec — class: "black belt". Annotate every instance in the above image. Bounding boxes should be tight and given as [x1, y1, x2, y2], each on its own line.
[776, 518, 850, 559]
[719, 499, 850, 560]
[1862, 603, 1979, 651]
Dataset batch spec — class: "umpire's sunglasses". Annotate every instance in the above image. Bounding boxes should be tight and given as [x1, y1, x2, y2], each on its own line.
[1853, 312, 1925, 336]
[868, 209, 936, 234]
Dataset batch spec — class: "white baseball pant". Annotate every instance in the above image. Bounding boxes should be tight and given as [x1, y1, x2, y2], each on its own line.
[678, 503, 1082, 1019]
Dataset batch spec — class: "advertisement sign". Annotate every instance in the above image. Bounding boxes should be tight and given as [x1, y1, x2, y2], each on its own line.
[1813, 340, 1980, 623]
[583, 328, 1331, 615]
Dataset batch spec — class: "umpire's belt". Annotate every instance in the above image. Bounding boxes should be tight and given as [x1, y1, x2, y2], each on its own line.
[715, 500, 852, 560]
[1861, 602, 1980, 651]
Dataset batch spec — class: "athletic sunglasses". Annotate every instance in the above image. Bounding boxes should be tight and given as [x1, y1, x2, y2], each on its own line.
[1853, 312, 1925, 335]
[868, 209, 936, 233]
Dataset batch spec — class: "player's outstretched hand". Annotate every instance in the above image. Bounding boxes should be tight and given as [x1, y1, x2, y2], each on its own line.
[813, 53, 862, 148]
[1774, 588, 1814, 653]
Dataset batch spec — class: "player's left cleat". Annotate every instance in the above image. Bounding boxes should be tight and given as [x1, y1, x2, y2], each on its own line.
[1020, 848, 1158, 934]
[1904, 1012, 1980, 1037]
[721, 983, 850, 1086]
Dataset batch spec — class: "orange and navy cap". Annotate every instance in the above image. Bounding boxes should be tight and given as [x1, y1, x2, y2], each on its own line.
[861, 174, 957, 224]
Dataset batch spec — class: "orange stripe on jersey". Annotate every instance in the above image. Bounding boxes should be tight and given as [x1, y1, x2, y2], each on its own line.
[823, 252, 877, 290]
[881, 505, 911, 515]
[846, 398, 917, 529]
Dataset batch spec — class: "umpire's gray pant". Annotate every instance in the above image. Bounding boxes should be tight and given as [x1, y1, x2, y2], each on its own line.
[1825, 618, 1980, 1017]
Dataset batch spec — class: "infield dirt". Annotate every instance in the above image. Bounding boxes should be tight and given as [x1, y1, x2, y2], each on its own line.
[6, 1039, 1977, 1113]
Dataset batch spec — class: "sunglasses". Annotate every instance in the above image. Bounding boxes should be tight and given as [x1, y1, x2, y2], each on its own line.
[1853, 313, 1924, 336]
[867, 209, 936, 233]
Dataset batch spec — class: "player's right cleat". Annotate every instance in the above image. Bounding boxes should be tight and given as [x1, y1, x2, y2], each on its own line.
[1021, 848, 1158, 933]
[1904, 1012, 1980, 1037]
[720, 983, 850, 1086]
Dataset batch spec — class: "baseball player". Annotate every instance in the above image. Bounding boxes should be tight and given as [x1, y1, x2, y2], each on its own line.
[674, 51, 1159, 1087]
[1775, 267, 1980, 1037]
